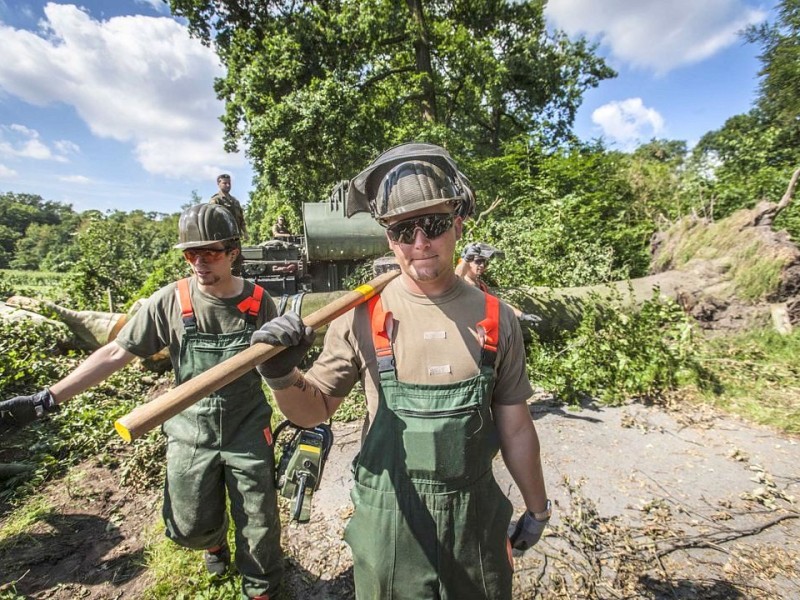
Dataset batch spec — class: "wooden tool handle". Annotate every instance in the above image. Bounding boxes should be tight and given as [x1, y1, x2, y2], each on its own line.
[114, 270, 399, 442]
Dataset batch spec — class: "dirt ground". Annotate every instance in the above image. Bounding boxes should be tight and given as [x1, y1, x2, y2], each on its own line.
[1, 397, 798, 599]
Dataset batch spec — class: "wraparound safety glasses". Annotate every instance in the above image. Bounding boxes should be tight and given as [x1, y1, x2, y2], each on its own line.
[385, 213, 454, 244]
[183, 247, 229, 262]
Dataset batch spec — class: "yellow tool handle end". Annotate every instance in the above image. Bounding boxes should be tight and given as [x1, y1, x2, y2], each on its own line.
[114, 420, 133, 443]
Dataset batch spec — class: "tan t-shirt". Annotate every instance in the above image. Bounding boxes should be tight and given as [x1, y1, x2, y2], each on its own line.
[306, 277, 533, 428]
[115, 278, 277, 366]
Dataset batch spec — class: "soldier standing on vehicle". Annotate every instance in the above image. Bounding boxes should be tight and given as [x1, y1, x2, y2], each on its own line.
[211, 174, 247, 275]
[249, 143, 550, 599]
[210, 174, 246, 237]
[0, 204, 284, 600]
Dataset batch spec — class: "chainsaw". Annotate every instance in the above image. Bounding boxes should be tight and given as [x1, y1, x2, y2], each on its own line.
[273, 420, 334, 522]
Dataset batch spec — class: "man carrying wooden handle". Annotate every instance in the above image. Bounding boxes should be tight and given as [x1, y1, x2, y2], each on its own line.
[1, 204, 285, 600]
[250, 142, 551, 600]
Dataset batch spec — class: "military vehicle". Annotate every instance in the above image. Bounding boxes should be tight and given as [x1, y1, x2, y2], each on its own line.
[239, 182, 394, 299]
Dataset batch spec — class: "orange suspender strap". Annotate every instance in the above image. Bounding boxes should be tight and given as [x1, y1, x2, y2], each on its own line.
[369, 292, 499, 372]
[477, 292, 500, 367]
[175, 278, 195, 327]
[177, 279, 265, 330]
[368, 295, 395, 374]
[237, 283, 265, 317]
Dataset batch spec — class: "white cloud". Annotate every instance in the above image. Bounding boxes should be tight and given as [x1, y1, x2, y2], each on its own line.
[0, 4, 244, 179]
[59, 174, 91, 184]
[0, 163, 17, 178]
[546, 0, 766, 74]
[592, 98, 664, 149]
[53, 139, 80, 155]
[0, 123, 72, 162]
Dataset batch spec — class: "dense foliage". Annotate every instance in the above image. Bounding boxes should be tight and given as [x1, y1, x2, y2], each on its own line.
[66, 210, 178, 311]
[528, 291, 712, 406]
[169, 0, 614, 222]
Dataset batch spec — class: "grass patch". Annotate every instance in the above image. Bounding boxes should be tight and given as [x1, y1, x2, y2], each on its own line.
[141, 520, 241, 600]
[0, 496, 53, 549]
[696, 328, 800, 434]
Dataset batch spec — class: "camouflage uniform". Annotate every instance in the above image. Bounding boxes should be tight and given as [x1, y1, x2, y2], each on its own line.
[210, 193, 246, 275]
[209, 192, 247, 238]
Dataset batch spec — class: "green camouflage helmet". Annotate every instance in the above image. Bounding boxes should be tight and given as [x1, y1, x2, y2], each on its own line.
[462, 242, 504, 262]
[174, 203, 240, 249]
[345, 142, 476, 221]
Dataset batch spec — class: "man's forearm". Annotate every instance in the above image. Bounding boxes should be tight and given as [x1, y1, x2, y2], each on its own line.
[495, 402, 548, 513]
[50, 341, 137, 404]
[269, 369, 343, 428]
[501, 429, 548, 513]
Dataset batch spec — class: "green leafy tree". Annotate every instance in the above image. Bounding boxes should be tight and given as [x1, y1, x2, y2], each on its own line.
[67, 211, 179, 310]
[0, 192, 75, 268]
[169, 0, 614, 214]
[465, 140, 654, 287]
[690, 2, 800, 237]
[746, 0, 800, 129]
[11, 213, 83, 271]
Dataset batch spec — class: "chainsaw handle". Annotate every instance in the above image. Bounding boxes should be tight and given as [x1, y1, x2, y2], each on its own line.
[293, 472, 308, 521]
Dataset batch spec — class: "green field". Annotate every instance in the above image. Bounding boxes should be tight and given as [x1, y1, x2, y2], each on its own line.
[0, 269, 70, 303]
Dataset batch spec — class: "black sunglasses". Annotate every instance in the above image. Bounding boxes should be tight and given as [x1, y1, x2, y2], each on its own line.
[385, 213, 454, 244]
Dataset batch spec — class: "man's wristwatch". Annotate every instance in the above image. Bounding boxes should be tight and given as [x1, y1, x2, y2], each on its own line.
[531, 499, 552, 522]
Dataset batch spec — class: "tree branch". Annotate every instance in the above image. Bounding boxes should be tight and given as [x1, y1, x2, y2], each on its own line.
[775, 166, 800, 216]
[360, 66, 416, 90]
[474, 196, 505, 226]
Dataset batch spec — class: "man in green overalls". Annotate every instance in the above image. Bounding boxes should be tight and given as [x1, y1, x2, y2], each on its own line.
[1, 204, 284, 599]
[251, 143, 550, 599]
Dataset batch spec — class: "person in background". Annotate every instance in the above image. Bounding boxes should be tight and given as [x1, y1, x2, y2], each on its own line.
[455, 241, 501, 292]
[271, 215, 293, 240]
[457, 242, 541, 324]
[248, 142, 550, 599]
[211, 174, 247, 278]
[0, 204, 283, 600]
[210, 174, 247, 238]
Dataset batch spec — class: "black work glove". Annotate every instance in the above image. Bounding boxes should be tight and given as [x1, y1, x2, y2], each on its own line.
[251, 312, 315, 379]
[508, 511, 548, 556]
[0, 389, 59, 428]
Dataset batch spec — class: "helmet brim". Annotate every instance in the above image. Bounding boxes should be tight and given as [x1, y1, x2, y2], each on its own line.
[174, 237, 237, 250]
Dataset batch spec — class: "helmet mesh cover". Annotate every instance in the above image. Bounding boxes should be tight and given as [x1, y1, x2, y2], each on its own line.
[375, 161, 460, 220]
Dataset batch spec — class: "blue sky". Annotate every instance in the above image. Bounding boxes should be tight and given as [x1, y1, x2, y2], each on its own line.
[0, 0, 773, 215]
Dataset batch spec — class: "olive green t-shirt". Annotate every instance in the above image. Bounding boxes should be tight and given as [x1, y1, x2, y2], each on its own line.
[115, 278, 277, 368]
[306, 277, 533, 429]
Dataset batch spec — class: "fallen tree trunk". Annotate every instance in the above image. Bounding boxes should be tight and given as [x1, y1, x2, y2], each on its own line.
[509, 167, 800, 339]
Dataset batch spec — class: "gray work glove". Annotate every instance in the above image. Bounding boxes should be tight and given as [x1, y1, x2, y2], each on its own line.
[508, 511, 548, 556]
[518, 313, 542, 324]
[250, 312, 315, 379]
[0, 389, 59, 428]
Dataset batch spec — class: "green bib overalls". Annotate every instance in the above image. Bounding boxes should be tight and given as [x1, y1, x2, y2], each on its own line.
[344, 293, 514, 599]
[162, 279, 283, 598]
